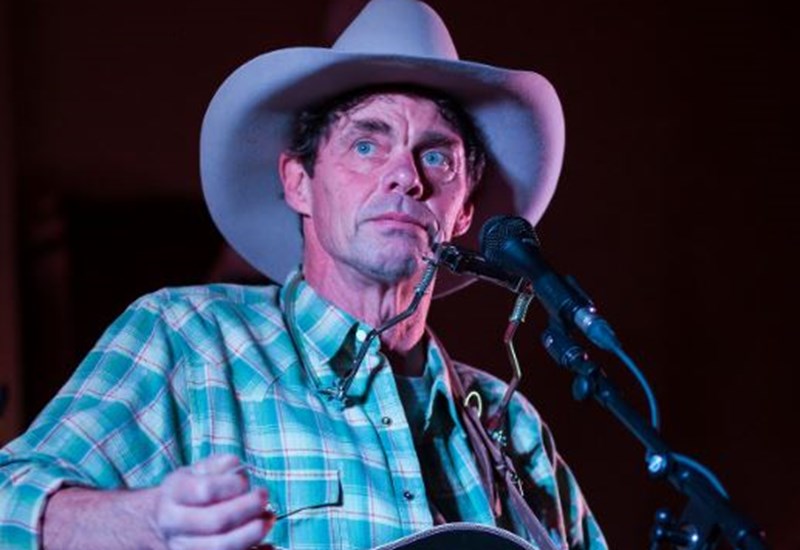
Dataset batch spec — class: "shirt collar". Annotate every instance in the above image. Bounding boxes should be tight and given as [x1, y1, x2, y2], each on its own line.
[279, 269, 374, 389]
[279, 269, 463, 431]
[419, 332, 463, 435]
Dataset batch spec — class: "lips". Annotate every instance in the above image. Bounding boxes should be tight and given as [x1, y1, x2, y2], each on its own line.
[368, 212, 429, 231]
[361, 203, 441, 244]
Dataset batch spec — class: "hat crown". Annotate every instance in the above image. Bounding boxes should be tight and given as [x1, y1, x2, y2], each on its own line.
[201, 0, 564, 297]
[333, 0, 459, 60]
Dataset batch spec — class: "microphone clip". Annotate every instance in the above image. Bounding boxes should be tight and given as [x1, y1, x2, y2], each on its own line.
[435, 242, 530, 294]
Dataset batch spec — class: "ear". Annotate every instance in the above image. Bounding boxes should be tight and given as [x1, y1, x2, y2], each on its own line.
[452, 200, 474, 238]
[279, 152, 312, 216]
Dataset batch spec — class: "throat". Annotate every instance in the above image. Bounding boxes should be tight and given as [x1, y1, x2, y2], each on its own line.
[384, 336, 428, 377]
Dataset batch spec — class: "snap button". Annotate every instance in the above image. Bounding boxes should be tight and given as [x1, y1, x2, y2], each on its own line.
[381, 416, 392, 426]
[355, 328, 368, 343]
[403, 490, 415, 501]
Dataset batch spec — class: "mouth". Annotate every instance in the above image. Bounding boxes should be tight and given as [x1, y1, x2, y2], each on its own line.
[367, 213, 430, 232]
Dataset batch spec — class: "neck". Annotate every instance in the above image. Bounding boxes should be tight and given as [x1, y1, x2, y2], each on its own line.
[303, 260, 433, 377]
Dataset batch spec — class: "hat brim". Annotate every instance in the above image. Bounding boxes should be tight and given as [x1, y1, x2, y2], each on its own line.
[201, 47, 564, 297]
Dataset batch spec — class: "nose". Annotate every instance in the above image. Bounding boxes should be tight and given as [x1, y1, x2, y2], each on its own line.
[382, 155, 425, 199]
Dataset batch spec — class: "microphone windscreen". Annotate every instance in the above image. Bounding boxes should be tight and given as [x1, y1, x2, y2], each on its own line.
[479, 215, 539, 263]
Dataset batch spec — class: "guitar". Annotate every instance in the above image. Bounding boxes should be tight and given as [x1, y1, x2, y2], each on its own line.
[373, 523, 540, 550]
[253, 523, 549, 550]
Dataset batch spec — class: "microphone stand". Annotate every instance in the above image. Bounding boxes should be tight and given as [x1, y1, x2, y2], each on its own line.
[540, 320, 768, 550]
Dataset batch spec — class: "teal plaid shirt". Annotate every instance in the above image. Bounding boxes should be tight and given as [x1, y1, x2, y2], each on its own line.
[0, 274, 606, 549]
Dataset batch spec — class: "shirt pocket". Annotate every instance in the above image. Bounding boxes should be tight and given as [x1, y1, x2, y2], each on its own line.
[260, 469, 344, 549]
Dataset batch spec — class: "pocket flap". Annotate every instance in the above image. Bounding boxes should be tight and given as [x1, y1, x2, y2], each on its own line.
[262, 469, 342, 519]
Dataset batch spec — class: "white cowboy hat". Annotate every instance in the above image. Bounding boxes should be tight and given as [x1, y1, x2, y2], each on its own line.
[200, 0, 564, 296]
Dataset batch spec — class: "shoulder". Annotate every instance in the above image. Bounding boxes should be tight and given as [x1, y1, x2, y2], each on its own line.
[68, 282, 299, 402]
[451, 359, 555, 460]
[133, 283, 281, 317]
[451, 361, 509, 400]
[117, 283, 285, 334]
[92, 283, 288, 367]
[451, 361, 541, 420]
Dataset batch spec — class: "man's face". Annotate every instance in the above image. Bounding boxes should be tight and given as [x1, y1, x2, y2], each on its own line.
[282, 93, 474, 285]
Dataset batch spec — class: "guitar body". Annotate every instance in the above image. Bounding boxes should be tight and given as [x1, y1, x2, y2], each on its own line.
[373, 523, 540, 550]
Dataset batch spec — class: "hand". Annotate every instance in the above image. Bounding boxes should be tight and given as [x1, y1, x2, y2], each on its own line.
[153, 454, 274, 550]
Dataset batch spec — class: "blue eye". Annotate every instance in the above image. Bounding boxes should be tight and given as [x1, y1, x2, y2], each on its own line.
[422, 150, 447, 167]
[354, 141, 376, 156]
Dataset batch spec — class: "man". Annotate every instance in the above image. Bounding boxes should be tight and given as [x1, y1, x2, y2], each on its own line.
[0, 1, 607, 549]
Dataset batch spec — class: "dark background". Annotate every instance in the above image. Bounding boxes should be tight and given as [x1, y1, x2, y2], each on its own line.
[0, 1, 795, 548]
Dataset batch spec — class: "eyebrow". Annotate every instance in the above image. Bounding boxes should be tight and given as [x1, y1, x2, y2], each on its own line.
[418, 131, 461, 149]
[351, 118, 392, 135]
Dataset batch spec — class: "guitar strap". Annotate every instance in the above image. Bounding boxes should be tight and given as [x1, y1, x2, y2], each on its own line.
[430, 331, 564, 550]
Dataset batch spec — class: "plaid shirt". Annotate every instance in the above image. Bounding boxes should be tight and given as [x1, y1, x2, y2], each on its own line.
[0, 274, 606, 549]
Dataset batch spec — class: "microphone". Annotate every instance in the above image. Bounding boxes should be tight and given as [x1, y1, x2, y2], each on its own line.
[479, 215, 621, 351]
[435, 242, 528, 293]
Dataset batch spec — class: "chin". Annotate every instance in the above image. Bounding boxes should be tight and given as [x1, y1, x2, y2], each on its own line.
[348, 233, 430, 283]
[360, 251, 422, 284]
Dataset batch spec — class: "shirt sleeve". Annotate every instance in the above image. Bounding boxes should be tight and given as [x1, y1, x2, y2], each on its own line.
[506, 393, 609, 550]
[0, 293, 191, 549]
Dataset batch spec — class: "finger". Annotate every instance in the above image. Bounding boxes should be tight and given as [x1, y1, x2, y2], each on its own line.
[162, 488, 268, 537]
[166, 469, 250, 506]
[170, 516, 269, 550]
[167, 502, 274, 549]
[191, 454, 242, 475]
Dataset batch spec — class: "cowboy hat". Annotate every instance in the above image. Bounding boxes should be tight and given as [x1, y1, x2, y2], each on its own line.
[200, 0, 565, 296]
